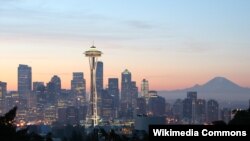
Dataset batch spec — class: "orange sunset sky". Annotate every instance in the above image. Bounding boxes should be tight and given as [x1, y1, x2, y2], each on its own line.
[0, 0, 250, 91]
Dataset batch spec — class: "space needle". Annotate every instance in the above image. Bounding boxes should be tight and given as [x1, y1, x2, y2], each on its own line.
[84, 45, 102, 127]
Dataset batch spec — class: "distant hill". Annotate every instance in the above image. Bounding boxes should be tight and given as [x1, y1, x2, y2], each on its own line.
[158, 77, 250, 101]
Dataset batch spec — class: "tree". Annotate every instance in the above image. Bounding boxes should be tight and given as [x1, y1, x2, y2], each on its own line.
[228, 109, 250, 125]
[0, 106, 49, 141]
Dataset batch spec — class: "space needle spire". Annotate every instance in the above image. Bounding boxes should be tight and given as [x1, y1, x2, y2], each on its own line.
[84, 45, 102, 127]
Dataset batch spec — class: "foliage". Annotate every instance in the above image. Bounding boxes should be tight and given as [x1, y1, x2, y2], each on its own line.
[0, 106, 50, 141]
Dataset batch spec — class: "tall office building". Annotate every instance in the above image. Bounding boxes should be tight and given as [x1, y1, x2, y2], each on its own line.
[136, 97, 147, 115]
[148, 93, 166, 116]
[33, 82, 45, 92]
[96, 61, 103, 93]
[96, 61, 103, 117]
[50, 75, 61, 94]
[131, 81, 138, 108]
[47, 75, 61, 103]
[0, 81, 7, 100]
[183, 91, 197, 124]
[187, 91, 197, 100]
[196, 99, 206, 124]
[207, 99, 219, 123]
[18, 64, 32, 98]
[141, 79, 149, 98]
[108, 78, 119, 117]
[100, 89, 114, 120]
[172, 99, 183, 120]
[0, 81, 7, 114]
[120, 69, 132, 119]
[71, 72, 86, 97]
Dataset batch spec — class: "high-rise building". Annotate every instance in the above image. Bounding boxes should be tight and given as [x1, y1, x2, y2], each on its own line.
[18, 64, 32, 98]
[96, 61, 103, 93]
[136, 97, 147, 115]
[187, 91, 197, 100]
[120, 69, 133, 119]
[96, 61, 103, 117]
[148, 93, 166, 116]
[0, 81, 7, 114]
[141, 79, 149, 98]
[172, 99, 183, 120]
[44, 105, 57, 124]
[100, 89, 114, 120]
[183, 91, 197, 124]
[108, 78, 119, 117]
[0, 81, 7, 100]
[196, 99, 206, 124]
[66, 106, 79, 125]
[50, 75, 61, 94]
[207, 99, 219, 123]
[71, 72, 86, 106]
[46, 75, 61, 104]
[131, 81, 138, 108]
[33, 82, 45, 92]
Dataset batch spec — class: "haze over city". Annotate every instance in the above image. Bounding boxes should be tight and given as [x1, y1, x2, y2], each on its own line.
[1, 0, 250, 91]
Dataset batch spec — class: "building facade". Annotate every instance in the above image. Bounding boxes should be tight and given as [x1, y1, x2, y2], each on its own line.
[18, 64, 32, 98]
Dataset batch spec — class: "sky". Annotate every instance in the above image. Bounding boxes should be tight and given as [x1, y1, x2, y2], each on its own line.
[0, 0, 250, 91]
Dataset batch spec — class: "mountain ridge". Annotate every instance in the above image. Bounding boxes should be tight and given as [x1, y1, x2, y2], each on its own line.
[158, 76, 250, 101]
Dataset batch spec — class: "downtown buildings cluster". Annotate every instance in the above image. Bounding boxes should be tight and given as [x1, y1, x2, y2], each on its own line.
[0, 63, 165, 127]
[0, 63, 236, 127]
[0, 46, 248, 132]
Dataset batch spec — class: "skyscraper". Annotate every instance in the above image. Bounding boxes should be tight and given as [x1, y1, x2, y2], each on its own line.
[131, 81, 138, 108]
[47, 75, 61, 104]
[172, 99, 183, 120]
[187, 91, 197, 100]
[196, 99, 206, 124]
[141, 79, 149, 98]
[96, 61, 103, 93]
[100, 89, 114, 120]
[18, 64, 32, 98]
[71, 72, 86, 107]
[183, 91, 197, 124]
[136, 97, 147, 115]
[120, 69, 132, 119]
[108, 78, 119, 117]
[96, 61, 103, 117]
[148, 93, 166, 116]
[50, 75, 61, 94]
[0, 81, 7, 100]
[33, 82, 45, 92]
[207, 99, 219, 123]
[0, 81, 7, 114]
[71, 72, 86, 97]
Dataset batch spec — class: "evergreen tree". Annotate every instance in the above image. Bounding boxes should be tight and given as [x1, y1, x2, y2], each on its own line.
[0, 106, 49, 141]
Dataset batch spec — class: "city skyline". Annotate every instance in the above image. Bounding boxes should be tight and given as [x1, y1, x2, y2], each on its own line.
[1, 0, 250, 90]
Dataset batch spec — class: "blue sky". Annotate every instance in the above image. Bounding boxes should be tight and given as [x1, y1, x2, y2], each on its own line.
[0, 0, 250, 90]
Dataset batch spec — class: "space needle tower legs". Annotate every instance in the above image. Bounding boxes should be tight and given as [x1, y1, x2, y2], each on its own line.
[84, 45, 102, 127]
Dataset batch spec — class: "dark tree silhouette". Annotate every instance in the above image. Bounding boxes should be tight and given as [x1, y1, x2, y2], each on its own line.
[0, 106, 49, 141]
[228, 109, 250, 125]
[213, 109, 250, 125]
